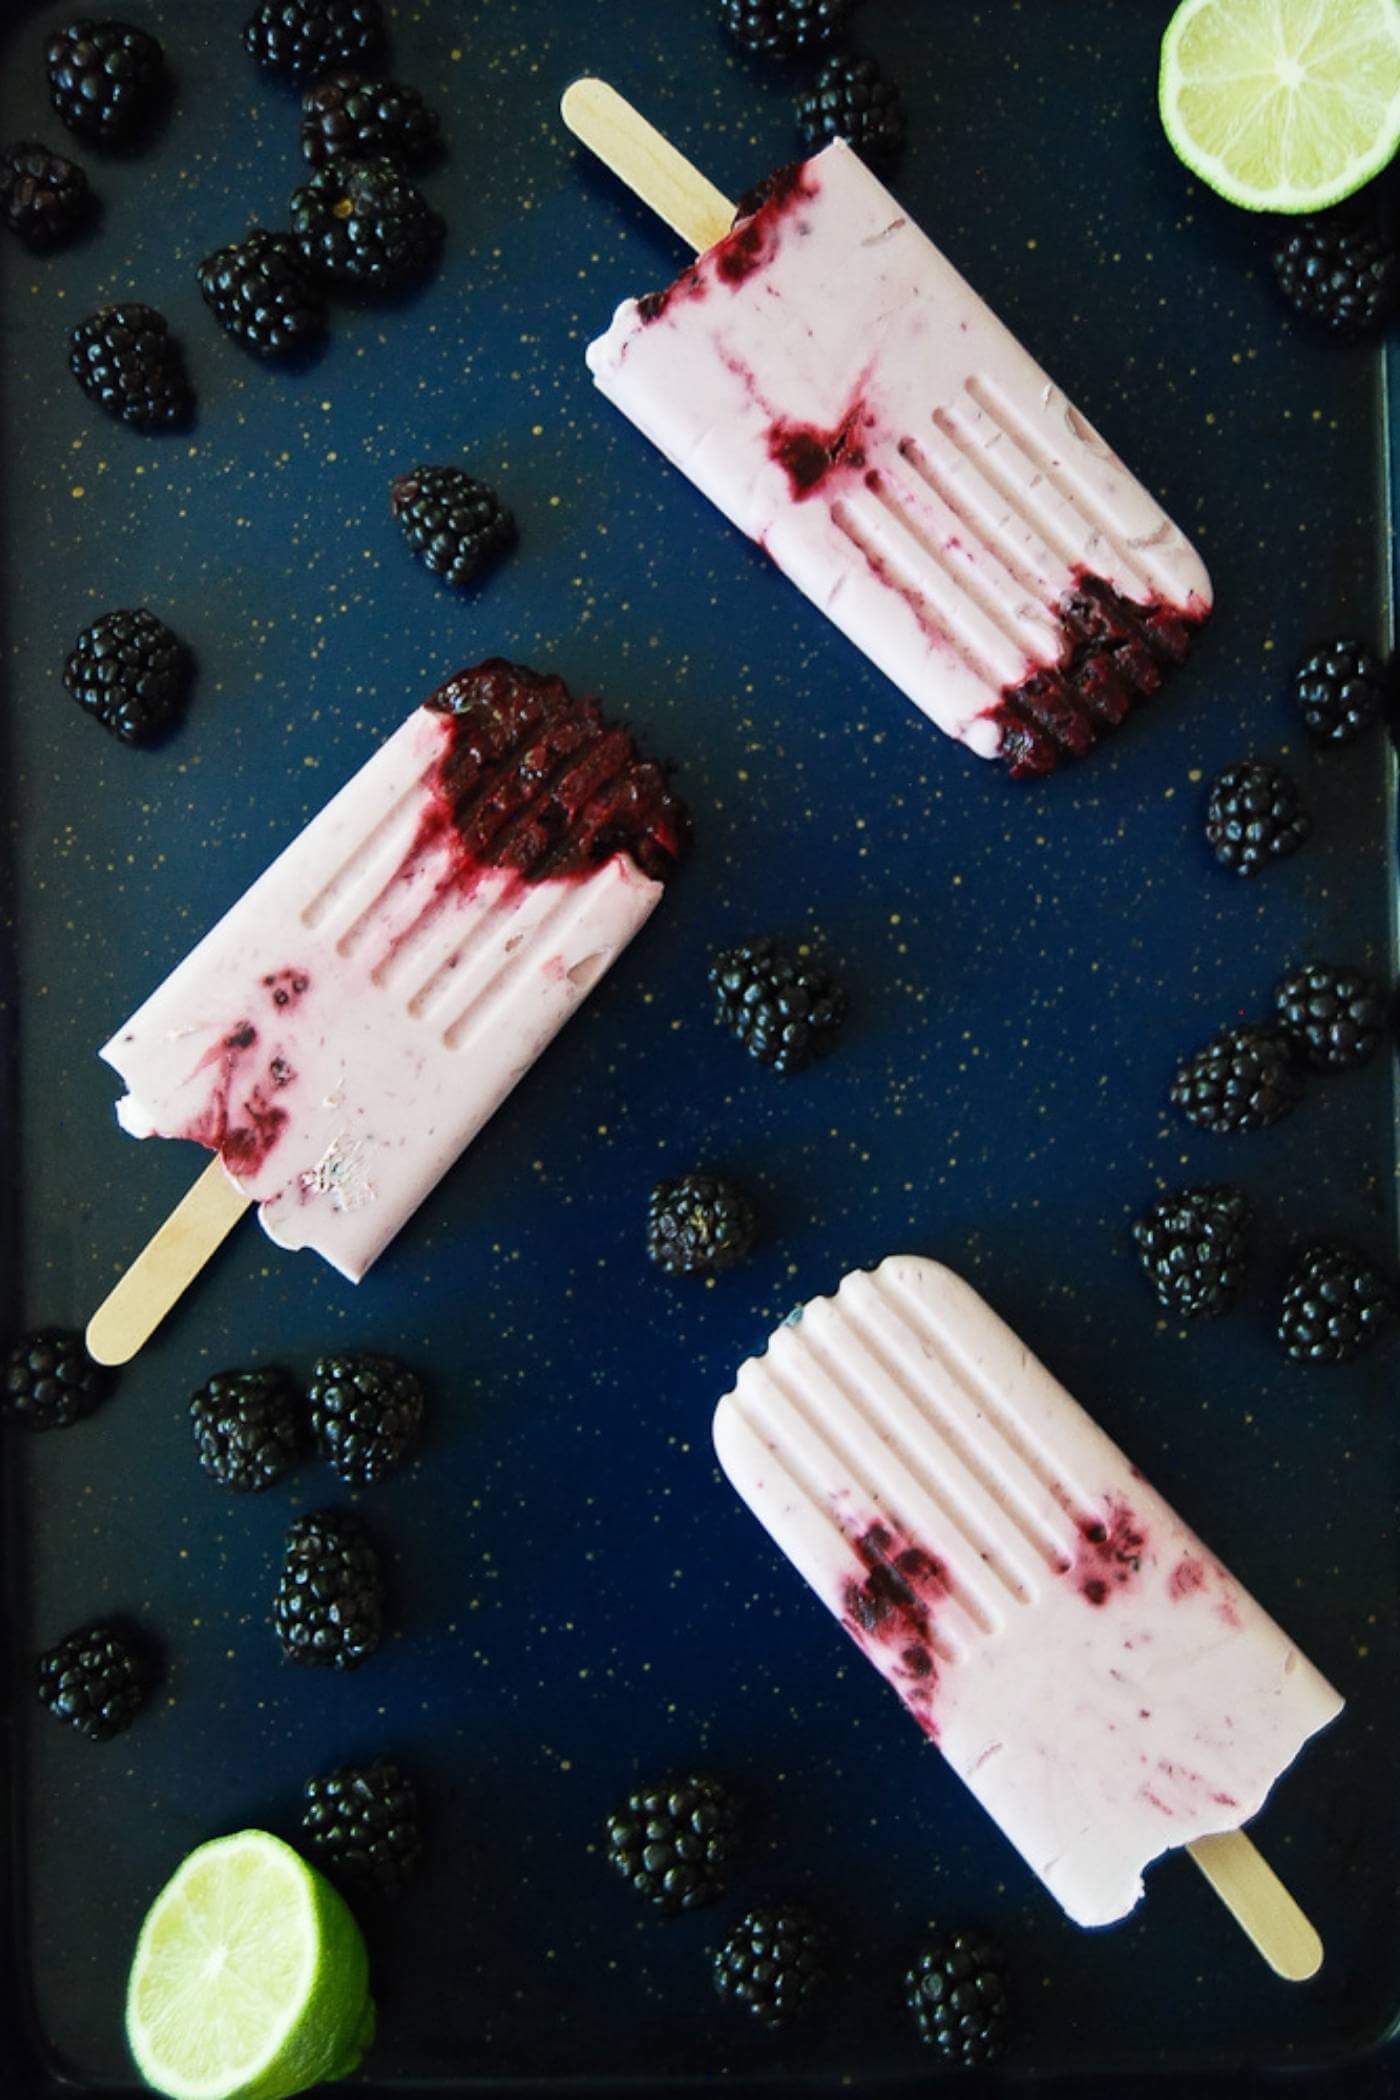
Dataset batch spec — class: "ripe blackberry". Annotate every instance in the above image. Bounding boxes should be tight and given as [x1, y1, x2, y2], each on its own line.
[390, 466, 516, 588]
[197, 229, 327, 359]
[244, 0, 386, 83]
[290, 155, 444, 295]
[1204, 761, 1310, 876]
[69, 304, 193, 430]
[303, 1757, 422, 1893]
[3, 1326, 112, 1430]
[1294, 637, 1388, 747]
[1132, 1185, 1249, 1321]
[46, 20, 166, 147]
[1277, 1241, 1394, 1365]
[1, 141, 92, 248]
[606, 1773, 740, 1912]
[190, 1367, 303, 1492]
[1274, 962, 1386, 1075]
[646, 1174, 757, 1277]
[1169, 1023, 1303, 1134]
[713, 1905, 825, 2028]
[796, 55, 905, 163]
[301, 73, 440, 171]
[273, 1511, 383, 1670]
[719, 0, 861, 59]
[1271, 209, 1399, 339]
[308, 1352, 425, 1486]
[37, 1622, 152, 1740]
[64, 608, 193, 745]
[710, 935, 848, 1075]
[904, 1930, 1010, 2067]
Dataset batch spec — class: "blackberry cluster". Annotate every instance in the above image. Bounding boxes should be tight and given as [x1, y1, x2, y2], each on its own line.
[46, 19, 166, 146]
[197, 230, 327, 358]
[1277, 1242, 1394, 1365]
[646, 1173, 757, 1277]
[301, 73, 440, 171]
[1274, 962, 1386, 1075]
[1, 141, 92, 248]
[69, 304, 193, 430]
[190, 1367, 303, 1492]
[719, 0, 861, 58]
[796, 55, 905, 162]
[64, 608, 193, 745]
[1132, 1185, 1250, 1321]
[308, 1351, 425, 1485]
[3, 1327, 111, 1430]
[713, 1905, 825, 2028]
[244, 0, 386, 83]
[273, 1511, 384, 1670]
[303, 1757, 423, 1892]
[390, 466, 516, 588]
[1169, 1023, 1302, 1135]
[37, 1622, 151, 1740]
[1294, 637, 1388, 747]
[1271, 210, 1399, 339]
[710, 935, 848, 1075]
[291, 156, 444, 295]
[904, 1930, 1010, 2067]
[1205, 762, 1310, 876]
[606, 1774, 741, 1912]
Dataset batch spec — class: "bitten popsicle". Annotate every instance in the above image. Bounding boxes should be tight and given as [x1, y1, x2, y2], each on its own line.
[714, 1256, 1341, 1974]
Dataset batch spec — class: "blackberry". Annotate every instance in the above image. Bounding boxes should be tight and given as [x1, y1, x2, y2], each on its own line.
[244, 0, 386, 84]
[1170, 1023, 1303, 1134]
[69, 304, 193, 430]
[3, 1326, 111, 1430]
[710, 934, 848, 1075]
[1204, 761, 1310, 876]
[606, 1773, 740, 1912]
[64, 608, 193, 745]
[1132, 1185, 1250, 1321]
[46, 20, 166, 147]
[1271, 209, 1398, 340]
[290, 155, 443, 295]
[719, 0, 861, 59]
[1275, 962, 1386, 1075]
[904, 1930, 1010, 2067]
[273, 1511, 383, 1669]
[1277, 1241, 1394, 1365]
[303, 1756, 422, 1892]
[390, 466, 516, 588]
[796, 55, 905, 163]
[714, 1905, 826, 2028]
[301, 73, 440, 171]
[1, 141, 92, 249]
[308, 1351, 425, 1486]
[1294, 637, 1388, 747]
[37, 1622, 151, 1740]
[190, 1367, 303, 1492]
[197, 229, 327, 359]
[646, 1174, 757, 1277]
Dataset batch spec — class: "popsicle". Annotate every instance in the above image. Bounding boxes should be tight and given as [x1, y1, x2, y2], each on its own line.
[565, 81, 1213, 777]
[714, 1256, 1341, 1974]
[88, 659, 687, 1360]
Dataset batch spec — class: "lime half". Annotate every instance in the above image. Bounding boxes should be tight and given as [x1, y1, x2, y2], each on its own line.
[1160, 0, 1400, 212]
[126, 1831, 375, 2100]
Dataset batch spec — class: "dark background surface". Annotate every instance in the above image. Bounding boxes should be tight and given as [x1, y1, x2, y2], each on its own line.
[0, 0, 1396, 2091]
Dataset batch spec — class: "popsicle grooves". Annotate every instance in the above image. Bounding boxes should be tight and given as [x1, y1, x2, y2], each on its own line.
[441, 880, 607, 1051]
[896, 436, 1059, 611]
[870, 471, 1055, 664]
[301, 767, 441, 938]
[830, 501, 1001, 689]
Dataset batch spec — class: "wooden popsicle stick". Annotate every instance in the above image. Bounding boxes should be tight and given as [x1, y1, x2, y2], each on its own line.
[1187, 1831, 1323, 1981]
[87, 1158, 251, 1366]
[561, 78, 735, 255]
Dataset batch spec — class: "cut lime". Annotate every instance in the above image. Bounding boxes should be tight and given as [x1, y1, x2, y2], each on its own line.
[1160, 0, 1400, 212]
[126, 1831, 375, 2100]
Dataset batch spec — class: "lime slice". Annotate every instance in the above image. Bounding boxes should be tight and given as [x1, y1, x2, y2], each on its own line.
[1159, 0, 1400, 212]
[126, 1831, 375, 2100]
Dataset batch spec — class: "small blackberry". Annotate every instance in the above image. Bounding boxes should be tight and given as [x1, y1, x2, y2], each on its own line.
[714, 1905, 825, 2028]
[303, 1757, 422, 1892]
[904, 1930, 1010, 2067]
[69, 304, 193, 430]
[606, 1774, 740, 1912]
[1277, 1241, 1394, 1365]
[1, 141, 92, 248]
[190, 1367, 303, 1492]
[796, 55, 905, 163]
[1274, 962, 1386, 1075]
[1271, 210, 1399, 340]
[3, 1327, 112, 1430]
[1204, 761, 1310, 876]
[1294, 637, 1388, 747]
[646, 1174, 758, 1277]
[308, 1351, 425, 1486]
[390, 467, 516, 588]
[273, 1511, 383, 1670]
[197, 229, 327, 359]
[300, 73, 441, 171]
[1132, 1185, 1250, 1321]
[290, 155, 444, 295]
[710, 935, 848, 1075]
[1170, 1023, 1303, 1134]
[64, 608, 193, 745]
[46, 20, 166, 147]
[719, 0, 861, 59]
[37, 1622, 152, 1740]
[244, 0, 386, 83]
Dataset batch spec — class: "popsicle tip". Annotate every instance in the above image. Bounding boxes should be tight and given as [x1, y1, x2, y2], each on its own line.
[84, 1306, 137, 1368]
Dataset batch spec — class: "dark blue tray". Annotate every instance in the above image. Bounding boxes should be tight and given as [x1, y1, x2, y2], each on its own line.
[2, 1, 1397, 2093]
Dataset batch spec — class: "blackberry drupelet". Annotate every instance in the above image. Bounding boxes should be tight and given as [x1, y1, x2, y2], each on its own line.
[46, 20, 166, 146]
[69, 304, 193, 429]
[904, 1930, 1010, 2067]
[1271, 210, 1398, 339]
[303, 1757, 422, 1892]
[190, 1367, 303, 1492]
[243, 0, 386, 83]
[1278, 1241, 1394, 1365]
[646, 1174, 758, 1277]
[719, 0, 861, 58]
[273, 1511, 383, 1669]
[390, 466, 516, 588]
[1, 141, 92, 248]
[300, 73, 440, 170]
[1294, 637, 1388, 747]
[1274, 961, 1386, 1074]
[606, 1773, 740, 1911]
[713, 1905, 825, 2028]
[1204, 761, 1310, 876]
[796, 54, 905, 162]
[64, 608, 193, 745]
[710, 935, 848, 1075]
[308, 1351, 425, 1486]
[3, 1326, 111, 1430]
[37, 1622, 151, 1740]
[1132, 1185, 1250, 1321]
[1170, 1023, 1303, 1134]
[290, 155, 444, 295]
[197, 229, 327, 358]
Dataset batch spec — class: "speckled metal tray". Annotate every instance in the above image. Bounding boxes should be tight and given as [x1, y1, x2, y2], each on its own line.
[1, 2, 1397, 2095]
